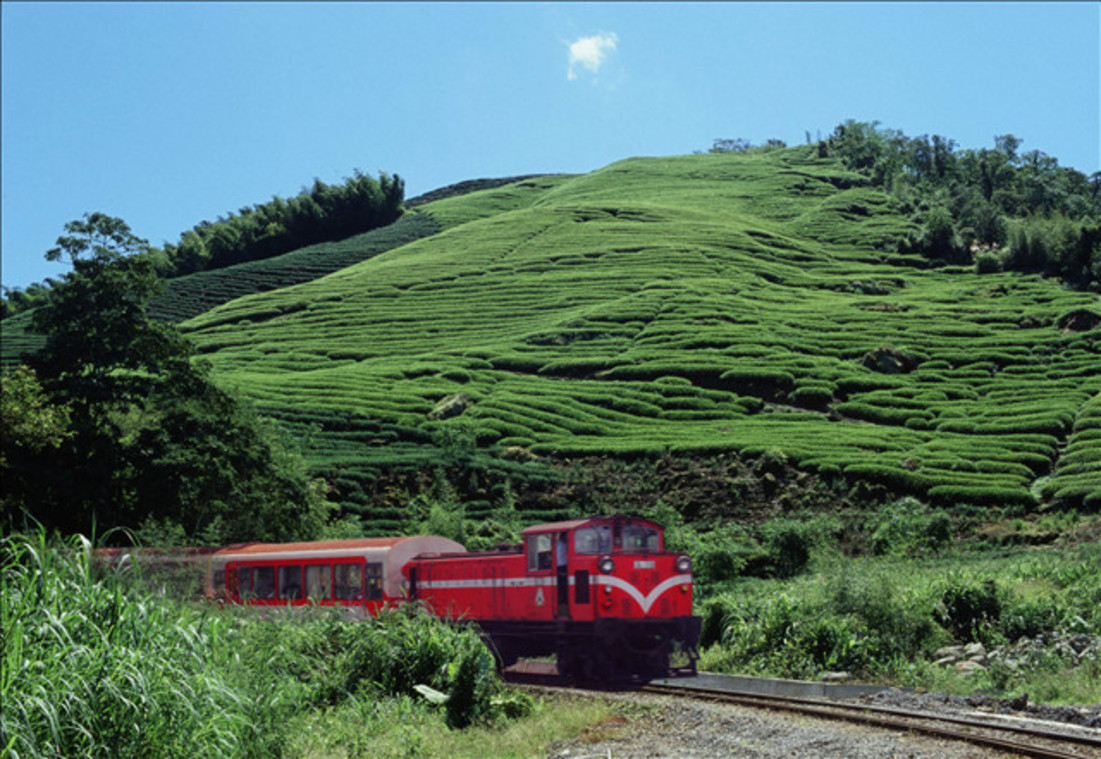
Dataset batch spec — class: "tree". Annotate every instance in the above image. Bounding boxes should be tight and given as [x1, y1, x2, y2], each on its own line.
[17, 213, 334, 543]
[46, 212, 150, 264]
[994, 134, 1022, 163]
[32, 215, 186, 405]
[1, 365, 72, 525]
[914, 206, 967, 264]
[710, 138, 752, 154]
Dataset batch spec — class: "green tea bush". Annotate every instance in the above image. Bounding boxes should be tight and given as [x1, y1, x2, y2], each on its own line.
[868, 497, 952, 556]
[928, 485, 1036, 508]
[789, 385, 834, 409]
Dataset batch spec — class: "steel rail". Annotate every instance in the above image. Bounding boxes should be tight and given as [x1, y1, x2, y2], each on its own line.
[640, 683, 1101, 759]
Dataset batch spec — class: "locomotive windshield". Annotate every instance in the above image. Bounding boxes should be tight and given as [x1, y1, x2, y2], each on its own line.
[572, 520, 661, 554]
[574, 526, 612, 554]
[620, 524, 660, 553]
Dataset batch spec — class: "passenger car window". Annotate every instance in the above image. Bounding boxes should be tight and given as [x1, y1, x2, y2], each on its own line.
[305, 564, 332, 599]
[252, 566, 275, 599]
[278, 566, 303, 600]
[236, 567, 252, 599]
[365, 563, 383, 601]
[334, 563, 363, 600]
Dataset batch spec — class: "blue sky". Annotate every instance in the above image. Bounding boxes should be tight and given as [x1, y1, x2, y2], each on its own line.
[2, 1, 1098, 291]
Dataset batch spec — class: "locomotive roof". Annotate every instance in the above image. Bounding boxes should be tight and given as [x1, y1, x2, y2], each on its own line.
[520, 515, 659, 535]
[521, 518, 592, 535]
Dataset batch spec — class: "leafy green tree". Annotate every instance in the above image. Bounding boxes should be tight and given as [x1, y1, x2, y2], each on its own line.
[0, 366, 70, 458]
[33, 214, 186, 404]
[914, 206, 966, 264]
[15, 213, 334, 543]
[1, 365, 72, 525]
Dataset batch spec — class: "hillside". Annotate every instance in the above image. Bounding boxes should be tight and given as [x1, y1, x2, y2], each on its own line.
[170, 146, 1100, 533]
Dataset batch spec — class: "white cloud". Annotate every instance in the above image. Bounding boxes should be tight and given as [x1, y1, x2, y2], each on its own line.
[567, 32, 618, 81]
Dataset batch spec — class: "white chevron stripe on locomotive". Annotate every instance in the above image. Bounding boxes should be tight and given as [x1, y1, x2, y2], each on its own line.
[591, 574, 691, 613]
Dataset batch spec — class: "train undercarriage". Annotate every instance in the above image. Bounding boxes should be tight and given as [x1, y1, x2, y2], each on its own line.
[478, 617, 701, 683]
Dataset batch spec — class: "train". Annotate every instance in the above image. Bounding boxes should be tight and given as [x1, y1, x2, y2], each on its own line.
[99, 514, 701, 681]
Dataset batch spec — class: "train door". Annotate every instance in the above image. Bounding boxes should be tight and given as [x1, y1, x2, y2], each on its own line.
[555, 532, 569, 618]
[525, 533, 555, 619]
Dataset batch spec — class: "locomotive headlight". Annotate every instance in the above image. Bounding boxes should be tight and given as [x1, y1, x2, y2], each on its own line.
[598, 556, 615, 574]
[675, 555, 692, 573]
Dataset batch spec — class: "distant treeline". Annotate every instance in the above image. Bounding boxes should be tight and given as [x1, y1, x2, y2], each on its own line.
[160, 170, 404, 276]
[711, 121, 1101, 291]
[824, 121, 1100, 290]
[2, 170, 404, 317]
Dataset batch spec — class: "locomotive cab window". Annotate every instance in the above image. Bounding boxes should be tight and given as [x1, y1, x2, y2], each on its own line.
[305, 564, 332, 600]
[527, 534, 553, 571]
[334, 563, 364, 600]
[574, 526, 612, 555]
[278, 566, 303, 600]
[619, 524, 661, 553]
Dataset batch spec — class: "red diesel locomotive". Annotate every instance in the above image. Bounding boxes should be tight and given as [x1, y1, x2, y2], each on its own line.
[103, 515, 700, 680]
[405, 515, 700, 679]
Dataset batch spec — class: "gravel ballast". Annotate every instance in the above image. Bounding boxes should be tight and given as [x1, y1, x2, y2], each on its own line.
[542, 689, 1067, 759]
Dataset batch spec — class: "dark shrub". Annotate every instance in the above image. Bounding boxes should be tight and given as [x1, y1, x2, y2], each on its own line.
[761, 519, 813, 578]
[937, 578, 1001, 642]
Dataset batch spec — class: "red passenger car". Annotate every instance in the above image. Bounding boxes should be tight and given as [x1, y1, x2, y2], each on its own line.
[405, 515, 700, 679]
[215, 536, 465, 615]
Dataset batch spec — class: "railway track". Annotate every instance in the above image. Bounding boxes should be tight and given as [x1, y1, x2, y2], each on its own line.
[503, 665, 1101, 758]
[640, 680, 1101, 759]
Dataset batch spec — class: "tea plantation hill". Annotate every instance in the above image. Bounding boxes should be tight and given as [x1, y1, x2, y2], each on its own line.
[167, 145, 1100, 534]
[0, 176, 537, 365]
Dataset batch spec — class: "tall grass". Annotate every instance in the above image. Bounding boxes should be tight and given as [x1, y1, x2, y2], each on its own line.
[1, 531, 248, 758]
[2, 532, 524, 759]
